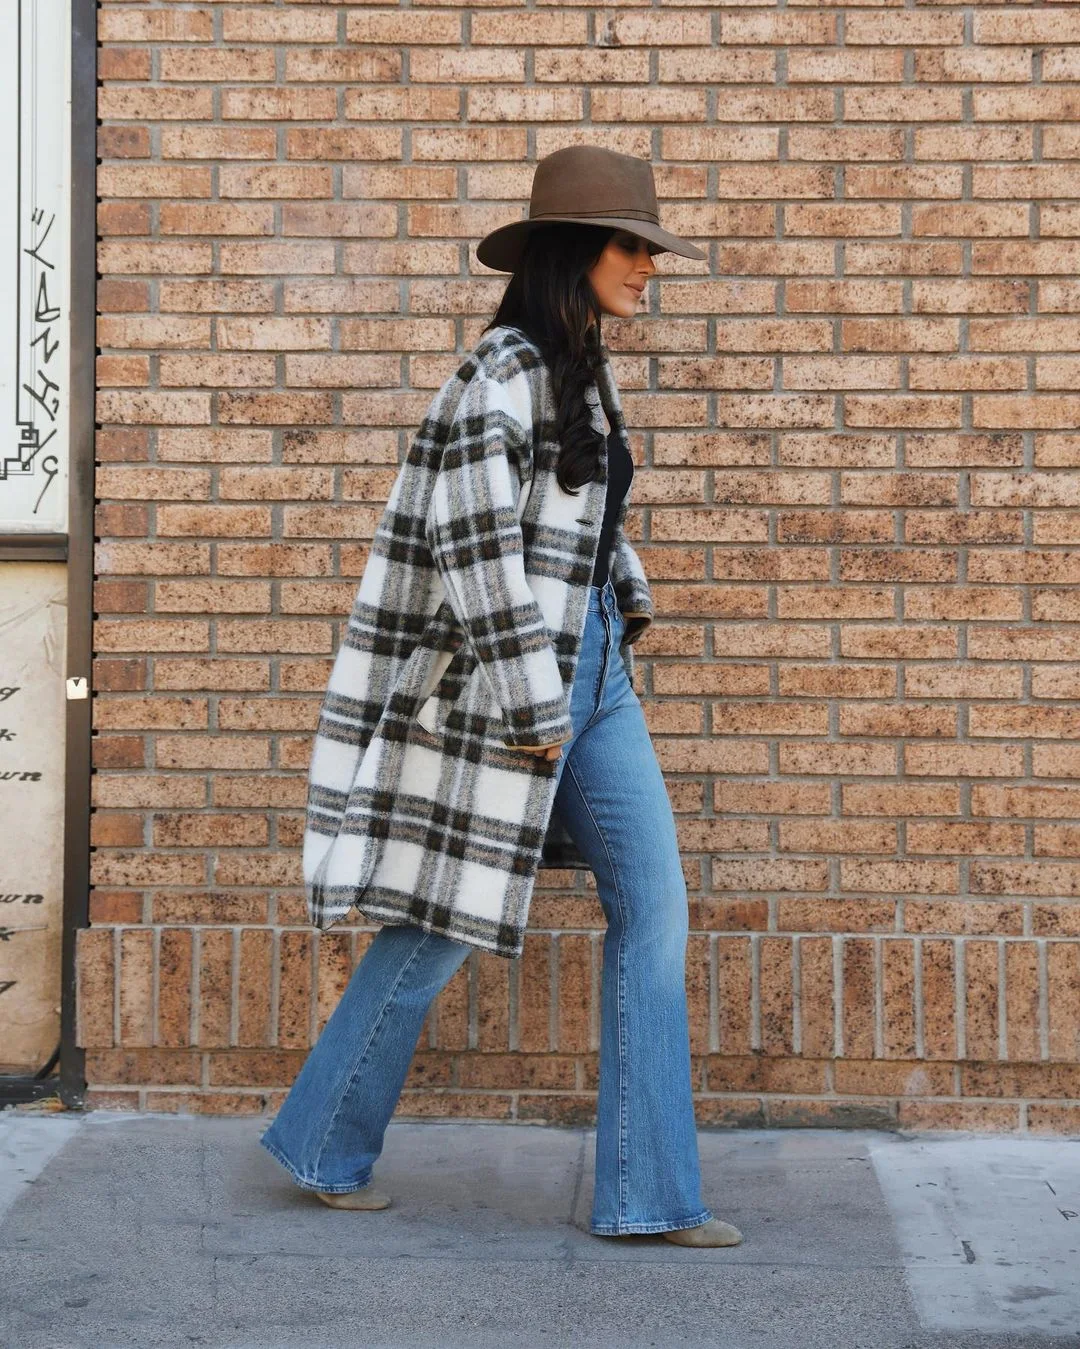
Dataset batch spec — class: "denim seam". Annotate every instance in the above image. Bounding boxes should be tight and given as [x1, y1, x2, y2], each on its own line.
[309, 927, 431, 1186]
[582, 593, 618, 735]
[565, 753, 631, 1230]
[594, 600, 611, 715]
[259, 1133, 373, 1195]
[590, 1207, 714, 1237]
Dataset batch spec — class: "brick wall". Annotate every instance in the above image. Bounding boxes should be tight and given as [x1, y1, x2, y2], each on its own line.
[81, 1, 1080, 1132]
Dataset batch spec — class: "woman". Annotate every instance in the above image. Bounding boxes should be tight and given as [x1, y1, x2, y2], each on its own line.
[260, 145, 742, 1248]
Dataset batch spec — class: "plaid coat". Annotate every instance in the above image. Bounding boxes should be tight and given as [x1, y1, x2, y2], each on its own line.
[302, 323, 655, 958]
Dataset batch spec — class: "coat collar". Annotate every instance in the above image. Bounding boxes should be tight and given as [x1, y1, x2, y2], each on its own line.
[490, 323, 627, 479]
[586, 342, 629, 480]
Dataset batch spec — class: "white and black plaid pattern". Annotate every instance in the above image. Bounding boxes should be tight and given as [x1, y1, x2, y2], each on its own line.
[303, 325, 654, 958]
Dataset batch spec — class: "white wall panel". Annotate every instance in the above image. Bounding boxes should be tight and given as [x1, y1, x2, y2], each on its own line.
[0, 0, 72, 535]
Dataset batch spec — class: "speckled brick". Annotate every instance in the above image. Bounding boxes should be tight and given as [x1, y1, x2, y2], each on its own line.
[79, 3, 1080, 1132]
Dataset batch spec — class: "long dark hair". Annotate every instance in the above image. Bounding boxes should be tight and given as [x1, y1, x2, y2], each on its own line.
[483, 222, 616, 496]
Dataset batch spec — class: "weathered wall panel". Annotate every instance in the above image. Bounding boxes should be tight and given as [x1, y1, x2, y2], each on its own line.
[0, 564, 68, 1071]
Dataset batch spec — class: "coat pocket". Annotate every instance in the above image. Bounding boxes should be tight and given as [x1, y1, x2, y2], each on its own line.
[418, 653, 518, 748]
[415, 643, 479, 735]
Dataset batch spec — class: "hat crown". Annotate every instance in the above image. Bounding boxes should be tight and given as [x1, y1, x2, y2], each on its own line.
[474, 142, 705, 271]
[529, 146, 659, 225]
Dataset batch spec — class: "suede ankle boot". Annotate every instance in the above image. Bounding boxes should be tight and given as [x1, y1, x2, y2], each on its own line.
[314, 1185, 392, 1211]
[662, 1217, 742, 1247]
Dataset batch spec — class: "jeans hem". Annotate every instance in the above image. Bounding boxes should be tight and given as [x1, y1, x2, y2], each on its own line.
[589, 1207, 714, 1237]
[259, 1131, 374, 1195]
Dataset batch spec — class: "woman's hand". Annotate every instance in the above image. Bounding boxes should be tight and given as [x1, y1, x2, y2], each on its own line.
[512, 740, 568, 762]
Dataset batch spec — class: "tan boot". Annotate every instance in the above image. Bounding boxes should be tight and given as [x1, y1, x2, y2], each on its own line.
[662, 1217, 742, 1247]
[314, 1185, 392, 1211]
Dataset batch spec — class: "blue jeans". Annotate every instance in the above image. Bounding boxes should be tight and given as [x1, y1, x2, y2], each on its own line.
[260, 576, 712, 1236]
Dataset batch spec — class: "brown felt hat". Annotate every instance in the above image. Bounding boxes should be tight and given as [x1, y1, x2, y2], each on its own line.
[475, 145, 706, 274]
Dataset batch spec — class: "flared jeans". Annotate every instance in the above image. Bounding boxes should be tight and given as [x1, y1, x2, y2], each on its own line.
[260, 576, 713, 1235]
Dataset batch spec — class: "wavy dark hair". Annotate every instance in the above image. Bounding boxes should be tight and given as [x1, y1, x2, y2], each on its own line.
[483, 222, 632, 496]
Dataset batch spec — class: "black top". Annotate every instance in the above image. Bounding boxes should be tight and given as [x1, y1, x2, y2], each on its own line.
[591, 424, 635, 588]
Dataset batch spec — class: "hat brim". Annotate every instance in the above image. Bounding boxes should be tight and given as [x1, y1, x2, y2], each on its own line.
[476, 215, 706, 273]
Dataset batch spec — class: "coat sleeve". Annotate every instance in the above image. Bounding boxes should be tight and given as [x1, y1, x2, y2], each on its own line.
[608, 522, 654, 648]
[424, 365, 574, 749]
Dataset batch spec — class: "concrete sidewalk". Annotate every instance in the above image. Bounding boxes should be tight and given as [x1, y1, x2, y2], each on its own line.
[1, 1107, 1077, 1348]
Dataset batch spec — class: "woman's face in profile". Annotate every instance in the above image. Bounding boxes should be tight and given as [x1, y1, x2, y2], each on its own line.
[587, 231, 658, 319]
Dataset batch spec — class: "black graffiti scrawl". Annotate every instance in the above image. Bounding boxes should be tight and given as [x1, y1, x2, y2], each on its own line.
[0, 697, 43, 784]
[1, 0, 67, 531]
[3, 206, 62, 519]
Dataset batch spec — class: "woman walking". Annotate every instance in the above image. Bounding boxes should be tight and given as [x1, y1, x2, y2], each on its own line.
[260, 145, 742, 1247]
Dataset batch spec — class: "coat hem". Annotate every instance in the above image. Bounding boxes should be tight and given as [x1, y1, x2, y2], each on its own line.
[353, 897, 526, 961]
